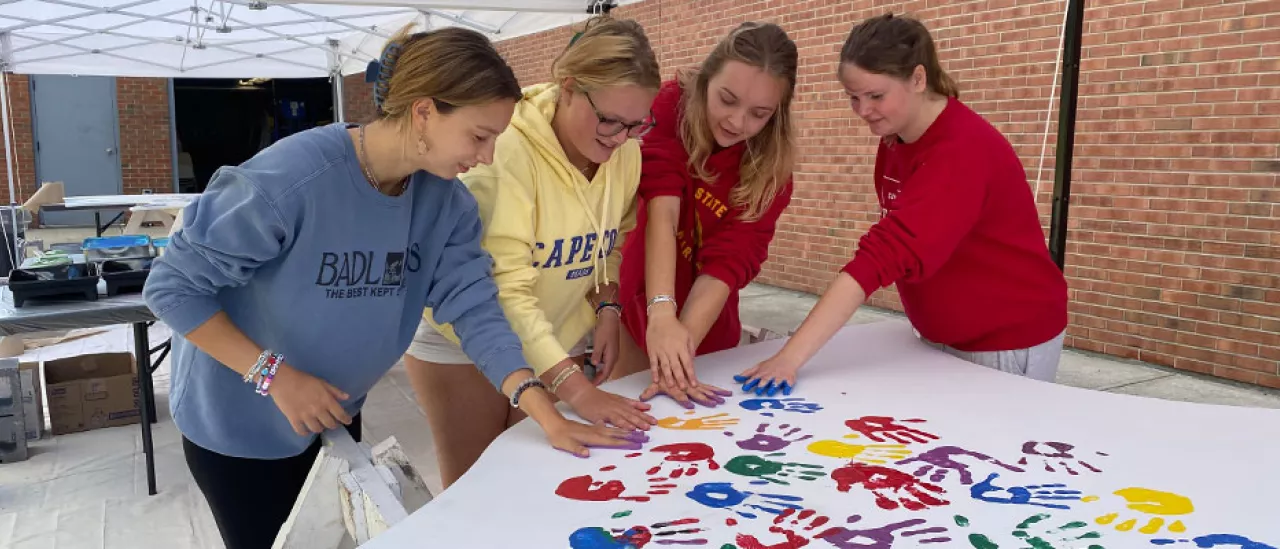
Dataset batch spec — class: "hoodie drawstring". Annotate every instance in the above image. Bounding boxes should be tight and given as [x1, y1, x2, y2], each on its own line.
[570, 172, 611, 293]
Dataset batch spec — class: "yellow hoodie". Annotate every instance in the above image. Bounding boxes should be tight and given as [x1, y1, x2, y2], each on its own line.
[423, 83, 640, 375]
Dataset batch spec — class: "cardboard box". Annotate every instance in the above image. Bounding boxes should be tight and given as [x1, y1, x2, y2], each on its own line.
[45, 353, 139, 435]
[19, 361, 43, 440]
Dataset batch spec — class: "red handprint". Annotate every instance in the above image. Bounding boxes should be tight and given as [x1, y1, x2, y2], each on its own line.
[736, 508, 837, 549]
[832, 462, 949, 511]
[555, 475, 668, 502]
[642, 442, 721, 479]
[844, 416, 939, 445]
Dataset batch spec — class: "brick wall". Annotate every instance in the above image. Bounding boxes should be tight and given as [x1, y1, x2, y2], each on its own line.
[117, 78, 173, 194]
[343, 73, 378, 124]
[484, 0, 1280, 388]
[0, 74, 37, 205]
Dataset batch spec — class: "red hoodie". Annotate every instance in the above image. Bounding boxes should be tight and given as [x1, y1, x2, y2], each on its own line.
[619, 80, 793, 355]
[843, 97, 1068, 352]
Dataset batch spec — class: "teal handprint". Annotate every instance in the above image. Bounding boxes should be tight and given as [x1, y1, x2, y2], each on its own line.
[725, 453, 825, 486]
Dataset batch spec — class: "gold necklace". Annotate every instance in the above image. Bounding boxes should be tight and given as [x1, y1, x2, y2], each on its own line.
[359, 125, 408, 196]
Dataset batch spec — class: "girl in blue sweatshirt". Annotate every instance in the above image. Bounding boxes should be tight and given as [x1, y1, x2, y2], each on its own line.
[143, 26, 641, 549]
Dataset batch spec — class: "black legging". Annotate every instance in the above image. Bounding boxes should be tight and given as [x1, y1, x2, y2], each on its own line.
[183, 416, 362, 549]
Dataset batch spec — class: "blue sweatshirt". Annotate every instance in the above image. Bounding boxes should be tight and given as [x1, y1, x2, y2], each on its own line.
[144, 123, 527, 459]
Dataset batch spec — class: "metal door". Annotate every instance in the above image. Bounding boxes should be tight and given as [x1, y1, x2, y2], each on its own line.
[31, 75, 124, 227]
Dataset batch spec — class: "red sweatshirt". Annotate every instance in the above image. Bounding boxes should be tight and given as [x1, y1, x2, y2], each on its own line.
[843, 97, 1068, 352]
[619, 80, 793, 355]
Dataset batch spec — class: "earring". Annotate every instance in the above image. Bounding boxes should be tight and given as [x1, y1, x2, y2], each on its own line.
[417, 132, 429, 156]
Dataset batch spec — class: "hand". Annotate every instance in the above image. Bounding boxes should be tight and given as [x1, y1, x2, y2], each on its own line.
[543, 417, 649, 458]
[565, 385, 657, 431]
[639, 381, 732, 409]
[590, 310, 621, 385]
[268, 363, 352, 436]
[735, 354, 800, 396]
[646, 312, 697, 390]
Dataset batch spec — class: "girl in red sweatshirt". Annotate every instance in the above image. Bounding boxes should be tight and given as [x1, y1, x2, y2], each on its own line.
[738, 14, 1069, 395]
[612, 22, 797, 406]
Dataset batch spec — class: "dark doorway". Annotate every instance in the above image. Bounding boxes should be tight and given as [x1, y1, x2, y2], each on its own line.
[173, 77, 334, 192]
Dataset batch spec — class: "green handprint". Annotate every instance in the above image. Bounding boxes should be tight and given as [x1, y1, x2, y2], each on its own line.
[953, 514, 1105, 549]
[725, 453, 825, 486]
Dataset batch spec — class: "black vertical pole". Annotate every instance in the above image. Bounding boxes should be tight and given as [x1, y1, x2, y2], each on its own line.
[1049, 0, 1087, 271]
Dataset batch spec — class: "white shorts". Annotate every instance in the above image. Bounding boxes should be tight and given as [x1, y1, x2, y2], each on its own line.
[405, 320, 588, 364]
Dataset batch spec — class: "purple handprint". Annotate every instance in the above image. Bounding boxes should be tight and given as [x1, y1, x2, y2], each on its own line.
[725, 422, 813, 452]
[895, 445, 1024, 485]
[815, 515, 952, 549]
[1019, 441, 1105, 475]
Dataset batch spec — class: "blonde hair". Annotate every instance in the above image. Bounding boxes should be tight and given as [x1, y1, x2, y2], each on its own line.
[551, 15, 661, 93]
[678, 22, 797, 222]
[374, 24, 521, 127]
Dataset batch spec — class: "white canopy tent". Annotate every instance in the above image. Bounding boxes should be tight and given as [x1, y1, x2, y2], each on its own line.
[0, 0, 634, 259]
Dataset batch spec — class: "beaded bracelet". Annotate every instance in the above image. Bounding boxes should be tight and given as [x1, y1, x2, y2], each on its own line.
[255, 352, 283, 396]
[243, 350, 271, 383]
[509, 377, 547, 409]
[595, 301, 622, 318]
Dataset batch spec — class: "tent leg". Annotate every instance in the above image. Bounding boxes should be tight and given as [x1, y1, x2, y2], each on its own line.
[333, 73, 345, 124]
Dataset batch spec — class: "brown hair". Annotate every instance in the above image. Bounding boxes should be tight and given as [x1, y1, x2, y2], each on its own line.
[552, 15, 661, 93]
[678, 22, 797, 222]
[840, 13, 959, 99]
[374, 24, 521, 126]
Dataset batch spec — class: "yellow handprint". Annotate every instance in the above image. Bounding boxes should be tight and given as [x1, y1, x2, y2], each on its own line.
[806, 435, 912, 464]
[657, 413, 740, 431]
[1086, 487, 1193, 534]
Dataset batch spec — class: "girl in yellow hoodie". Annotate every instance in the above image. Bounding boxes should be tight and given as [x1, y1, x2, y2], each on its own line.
[402, 16, 665, 488]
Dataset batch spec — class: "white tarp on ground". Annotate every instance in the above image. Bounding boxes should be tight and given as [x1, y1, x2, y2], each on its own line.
[0, 0, 634, 78]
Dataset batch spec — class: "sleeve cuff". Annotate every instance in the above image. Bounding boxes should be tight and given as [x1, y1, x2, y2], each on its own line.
[473, 345, 532, 390]
[154, 296, 222, 336]
[525, 334, 571, 376]
[700, 262, 744, 290]
[841, 257, 884, 298]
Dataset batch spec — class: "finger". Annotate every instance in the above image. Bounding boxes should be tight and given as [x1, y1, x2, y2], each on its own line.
[327, 399, 353, 425]
[766, 382, 780, 397]
[704, 383, 734, 397]
[733, 374, 749, 383]
[756, 379, 775, 396]
[781, 381, 794, 396]
[639, 384, 662, 402]
[584, 429, 643, 450]
[625, 396, 653, 413]
[688, 387, 719, 408]
[302, 417, 325, 434]
[556, 442, 590, 458]
[326, 383, 350, 401]
[742, 377, 762, 392]
[660, 354, 678, 388]
[290, 419, 308, 437]
[317, 411, 339, 430]
[608, 413, 642, 432]
[666, 386, 694, 409]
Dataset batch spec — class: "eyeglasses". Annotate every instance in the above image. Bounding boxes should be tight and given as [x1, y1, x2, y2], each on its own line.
[584, 91, 655, 138]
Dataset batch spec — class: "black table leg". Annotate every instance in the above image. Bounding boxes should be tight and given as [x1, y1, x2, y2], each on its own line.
[94, 211, 103, 238]
[133, 322, 157, 496]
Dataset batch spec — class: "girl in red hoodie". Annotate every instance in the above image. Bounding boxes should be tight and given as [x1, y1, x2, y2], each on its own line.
[738, 14, 1068, 395]
[612, 22, 797, 406]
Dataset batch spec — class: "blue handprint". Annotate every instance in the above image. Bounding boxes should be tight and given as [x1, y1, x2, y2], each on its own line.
[971, 473, 1083, 510]
[1151, 534, 1277, 549]
[739, 398, 823, 417]
[568, 511, 707, 549]
[685, 481, 804, 519]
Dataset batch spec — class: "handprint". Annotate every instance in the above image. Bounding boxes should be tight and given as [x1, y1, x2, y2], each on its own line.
[1019, 441, 1105, 475]
[1011, 514, 1104, 549]
[568, 511, 707, 549]
[725, 453, 826, 485]
[734, 509, 833, 549]
[894, 445, 1024, 485]
[1150, 534, 1277, 548]
[814, 515, 952, 549]
[725, 422, 813, 452]
[643, 442, 721, 479]
[832, 462, 949, 511]
[970, 473, 1083, 510]
[807, 437, 912, 464]
[556, 475, 669, 503]
[685, 481, 804, 519]
[740, 398, 823, 417]
[657, 412, 740, 431]
[1091, 487, 1193, 534]
[844, 416, 939, 445]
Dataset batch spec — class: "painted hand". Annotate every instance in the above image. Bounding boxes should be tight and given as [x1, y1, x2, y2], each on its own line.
[1090, 487, 1194, 535]
[832, 462, 949, 511]
[725, 422, 813, 452]
[734, 509, 833, 549]
[970, 473, 1083, 510]
[640, 381, 732, 409]
[739, 397, 823, 416]
[685, 481, 804, 519]
[644, 442, 721, 479]
[647, 312, 697, 390]
[566, 386, 657, 432]
[895, 445, 1024, 485]
[815, 515, 952, 549]
[590, 311, 622, 385]
[657, 412, 740, 431]
[1010, 514, 1105, 549]
[1150, 534, 1277, 549]
[725, 453, 826, 485]
[843, 416, 939, 445]
[556, 475, 669, 503]
[545, 418, 650, 458]
[1018, 440, 1106, 475]
[807, 437, 912, 464]
[734, 355, 800, 396]
[568, 511, 708, 549]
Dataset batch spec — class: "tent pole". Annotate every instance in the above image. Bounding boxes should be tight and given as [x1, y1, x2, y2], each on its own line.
[1048, 0, 1087, 271]
[329, 39, 345, 124]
